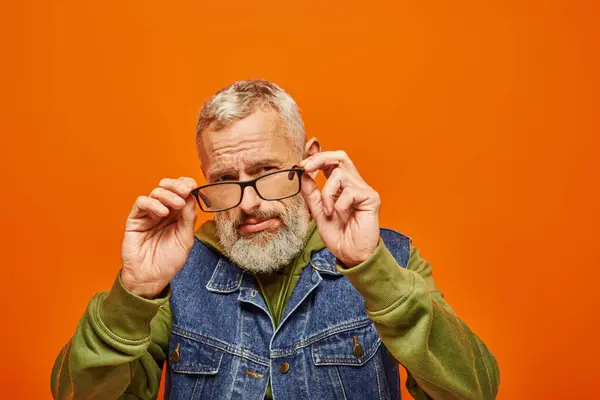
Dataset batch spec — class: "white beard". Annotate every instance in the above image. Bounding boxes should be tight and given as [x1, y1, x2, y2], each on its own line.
[214, 195, 312, 274]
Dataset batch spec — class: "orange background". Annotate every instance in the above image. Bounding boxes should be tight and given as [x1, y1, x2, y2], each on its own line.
[1, 1, 599, 399]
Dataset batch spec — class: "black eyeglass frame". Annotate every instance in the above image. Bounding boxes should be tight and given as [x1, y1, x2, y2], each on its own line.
[189, 165, 305, 212]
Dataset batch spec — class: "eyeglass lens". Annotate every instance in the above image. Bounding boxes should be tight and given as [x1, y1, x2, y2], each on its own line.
[197, 169, 301, 211]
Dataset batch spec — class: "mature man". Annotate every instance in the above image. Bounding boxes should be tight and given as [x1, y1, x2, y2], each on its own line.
[51, 80, 499, 399]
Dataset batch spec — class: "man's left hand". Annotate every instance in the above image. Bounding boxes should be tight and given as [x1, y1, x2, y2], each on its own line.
[299, 151, 381, 268]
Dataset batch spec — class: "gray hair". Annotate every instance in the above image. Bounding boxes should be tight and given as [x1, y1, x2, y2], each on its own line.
[196, 79, 306, 158]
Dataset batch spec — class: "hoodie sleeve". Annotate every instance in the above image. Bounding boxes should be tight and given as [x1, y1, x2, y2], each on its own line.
[50, 270, 172, 400]
[337, 240, 500, 400]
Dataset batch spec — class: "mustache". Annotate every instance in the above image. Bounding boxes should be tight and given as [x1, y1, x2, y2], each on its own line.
[233, 209, 284, 228]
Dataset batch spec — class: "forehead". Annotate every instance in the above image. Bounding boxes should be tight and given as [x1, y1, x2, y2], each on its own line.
[198, 109, 295, 177]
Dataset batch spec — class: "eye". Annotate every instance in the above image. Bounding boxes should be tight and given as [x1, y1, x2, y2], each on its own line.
[216, 175, 236, 182]
[255, 166, 278, 177]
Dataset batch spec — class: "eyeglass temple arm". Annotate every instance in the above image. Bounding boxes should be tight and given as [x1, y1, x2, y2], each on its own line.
[289, 164, 303, 180]
[197, 191, 212, 208]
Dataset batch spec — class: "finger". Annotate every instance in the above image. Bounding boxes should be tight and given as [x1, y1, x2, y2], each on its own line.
[159, 177, 196, 198]
[321, 169, 367, 216]
[177, 194, 198, 232]
[333, 187, 372, 225]
[300, 171, 326, 224]
[332, 187, 356, 225]
[320, 172, 342, 216]
[300, 150, 358, 177]
[129, 196, 170, 219]
[177, 176, 198, 191]
[149, 187, 187, 210]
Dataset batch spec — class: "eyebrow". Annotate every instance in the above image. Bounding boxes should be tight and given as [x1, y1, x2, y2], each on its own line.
[208, 158, 284, 181]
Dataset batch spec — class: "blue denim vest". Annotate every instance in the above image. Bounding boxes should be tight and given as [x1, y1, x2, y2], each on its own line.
[165, 228, 411, 400]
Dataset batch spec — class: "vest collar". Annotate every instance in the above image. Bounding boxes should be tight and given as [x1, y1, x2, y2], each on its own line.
[309, 247, 342, 276]
[206, 247, 341, 293]
[205, 256, 244, 293]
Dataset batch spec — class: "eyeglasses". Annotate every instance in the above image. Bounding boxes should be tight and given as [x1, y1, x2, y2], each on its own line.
[190, 165, 305, 212]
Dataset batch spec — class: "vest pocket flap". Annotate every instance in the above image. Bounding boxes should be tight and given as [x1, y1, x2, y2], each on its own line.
[312, 323, 381, 366]
[169, 334, 224, 375]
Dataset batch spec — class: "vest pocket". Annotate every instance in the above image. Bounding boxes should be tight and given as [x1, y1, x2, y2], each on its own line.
[311, 322, 389, 399]
[312, 322, 381, 366]
[167, 332, 224, 399]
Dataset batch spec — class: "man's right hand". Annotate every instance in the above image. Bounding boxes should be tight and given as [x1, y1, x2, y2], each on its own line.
[120, 177, 198, 299]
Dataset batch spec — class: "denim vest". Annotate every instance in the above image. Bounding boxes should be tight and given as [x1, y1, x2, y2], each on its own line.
[165, 228, 411, 400]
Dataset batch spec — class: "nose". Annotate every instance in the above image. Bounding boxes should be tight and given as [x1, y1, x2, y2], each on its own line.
[238, 185, 262, 213]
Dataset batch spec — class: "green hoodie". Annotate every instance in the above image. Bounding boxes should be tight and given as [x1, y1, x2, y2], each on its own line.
[51, 220, 499, 399]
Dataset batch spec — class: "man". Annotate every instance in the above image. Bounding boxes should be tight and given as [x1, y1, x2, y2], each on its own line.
[51, 80, 499, 399]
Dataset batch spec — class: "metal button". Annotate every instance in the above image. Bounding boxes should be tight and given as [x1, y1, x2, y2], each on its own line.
[353, 336, 364, 357]
[353, 344, 364, 357]
[279, 362, 290, 374]
[170, 343, 180, 362]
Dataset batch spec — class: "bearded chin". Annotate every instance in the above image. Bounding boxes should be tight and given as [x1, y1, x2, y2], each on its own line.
[214, 196, 312, 275]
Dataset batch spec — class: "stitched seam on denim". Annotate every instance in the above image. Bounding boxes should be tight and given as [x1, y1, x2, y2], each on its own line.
[268, 362, 274, 400]
[313, 268, 343, 276]
[190, 372, 201, 398]
[206, 257, 223, 290]
[169, 341, 225, 374]
[206, 260, 244, 292]
[272, 319, 371, 357]
[209, 363, 217, 400]
[172, 327, 270, 366]
[311, 262, 340, 275]
[238, 289, 272, 321]
[314, 338, 382, 365]
[313, 347, 321, 392]
[209, 279, 243, 289]
[303, 364, 310, 398]
[175, 366, 218, 372]
[93, 293, 151, 346]
[206, 278, 243, 293]
[334, 366, 349, 400]
[227, 347, 240, 398]
[270, 319, 372, 358]
[273, 268, 319, 337]
[173, 366, 220, 374]
[311, 257, 342, 275]
[239, 301, 249, 375]
[260, 371, 270, 400]
[375, 356, 383, 400]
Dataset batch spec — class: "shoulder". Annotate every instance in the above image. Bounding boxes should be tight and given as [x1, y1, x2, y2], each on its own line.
[172, 238, 221, 285]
